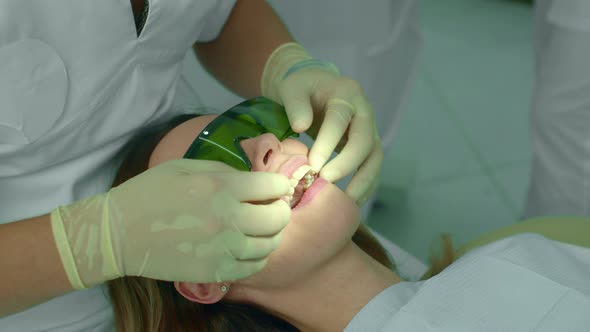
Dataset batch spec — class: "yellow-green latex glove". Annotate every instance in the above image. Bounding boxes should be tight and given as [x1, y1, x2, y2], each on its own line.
[50, 159, 291, 289]
[261, 42, 384, 206]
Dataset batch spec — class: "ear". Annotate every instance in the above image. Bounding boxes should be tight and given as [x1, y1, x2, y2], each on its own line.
[174, 282, 229, 304]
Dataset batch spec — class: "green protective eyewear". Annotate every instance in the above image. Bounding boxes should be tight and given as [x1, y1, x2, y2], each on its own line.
[183, 96, 299, 171]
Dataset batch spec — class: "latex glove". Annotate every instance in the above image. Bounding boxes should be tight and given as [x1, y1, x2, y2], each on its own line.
[50, 159, 291, 289]
[261, 42, 383, 206]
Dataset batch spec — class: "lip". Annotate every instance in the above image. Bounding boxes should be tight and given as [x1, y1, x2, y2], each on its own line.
[278, 155, 309, 180]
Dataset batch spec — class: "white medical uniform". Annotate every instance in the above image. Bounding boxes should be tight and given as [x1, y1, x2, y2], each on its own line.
[525, 0, 590, 217]
[175, 0, 422, 222]
[0, 1, 235, 330]
[345, 233, 590, 331]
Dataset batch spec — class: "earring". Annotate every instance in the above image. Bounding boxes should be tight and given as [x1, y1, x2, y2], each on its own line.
[220, 284, 230, 293]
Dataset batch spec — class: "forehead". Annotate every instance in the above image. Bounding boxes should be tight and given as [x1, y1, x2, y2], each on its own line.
[148, 114, 217, 168]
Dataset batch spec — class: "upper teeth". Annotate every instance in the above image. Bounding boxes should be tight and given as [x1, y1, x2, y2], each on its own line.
[303, 173, 315, 189]
[291, 165, 312, 183]
[282, 165, 316, 206]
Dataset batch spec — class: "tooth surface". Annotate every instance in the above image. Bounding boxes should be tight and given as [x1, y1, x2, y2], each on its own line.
[291, 165, 312, 182]
[288, 187, 295, 195]
[290, 178, 299, 188]
[303, 177, 315, 189]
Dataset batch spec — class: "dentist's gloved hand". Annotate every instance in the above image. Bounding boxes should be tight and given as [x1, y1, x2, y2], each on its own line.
[261, 42, 383, 206]
[50, 159, 291, 289]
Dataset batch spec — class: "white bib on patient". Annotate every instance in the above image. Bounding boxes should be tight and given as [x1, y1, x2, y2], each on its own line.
[345, 233, 590, 332]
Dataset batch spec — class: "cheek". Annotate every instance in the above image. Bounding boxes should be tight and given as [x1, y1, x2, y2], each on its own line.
[295, 184, 359, 235]
[236, 185, 359, 288]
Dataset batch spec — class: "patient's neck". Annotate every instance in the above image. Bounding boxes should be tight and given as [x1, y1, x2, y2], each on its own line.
[247, 242, 402, 332]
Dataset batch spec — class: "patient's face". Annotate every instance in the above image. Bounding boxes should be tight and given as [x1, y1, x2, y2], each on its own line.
[149, 115, 360, 290]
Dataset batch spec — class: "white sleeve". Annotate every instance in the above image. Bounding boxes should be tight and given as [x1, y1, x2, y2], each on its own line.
[197, 0, 237, 42]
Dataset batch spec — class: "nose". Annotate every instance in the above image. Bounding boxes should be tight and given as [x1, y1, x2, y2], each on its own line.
[239, 133, 282, 172]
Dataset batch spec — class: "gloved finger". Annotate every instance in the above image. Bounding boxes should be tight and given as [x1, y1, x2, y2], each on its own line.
[345, 136, 384, 205]
[279, 83, 314, 133]
[227, 232, 283, 260]
[319, 98, 375, 182]
[308, 99, 355, 174]
[348, 163, 379, 207]
[221, 171, 291, 202]
[232, 199, 291, 236]
[215, 258, 268, 282]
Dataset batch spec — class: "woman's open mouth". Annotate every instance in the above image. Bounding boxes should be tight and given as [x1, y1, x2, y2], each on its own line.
[293, 177, 328, 210]
[279, 164, 329, 210]
[290, 171, 317, 208]
[281, 165, 318, 208]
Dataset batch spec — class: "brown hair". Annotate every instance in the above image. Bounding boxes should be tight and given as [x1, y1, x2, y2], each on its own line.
[107, 113, 452, 331]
